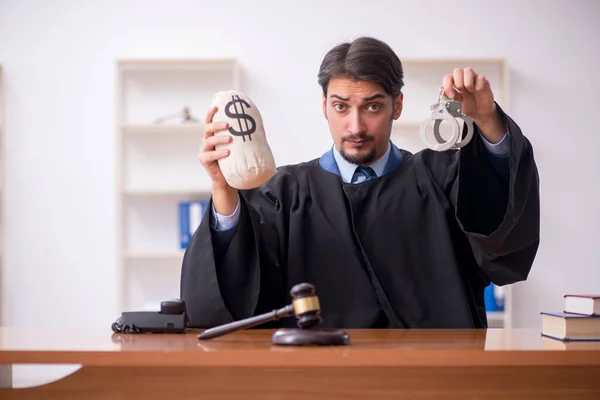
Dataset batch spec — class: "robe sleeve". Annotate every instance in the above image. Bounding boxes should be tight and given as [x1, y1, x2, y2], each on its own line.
[179, 170, 292, 328]
[442, 103, 540, 286]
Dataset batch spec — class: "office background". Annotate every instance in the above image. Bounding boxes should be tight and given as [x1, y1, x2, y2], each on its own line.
[0, 0, 598, 333]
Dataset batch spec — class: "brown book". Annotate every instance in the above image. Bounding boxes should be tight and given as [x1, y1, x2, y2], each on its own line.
[542, 335, 600, 350]
[541, 312, 600, 341]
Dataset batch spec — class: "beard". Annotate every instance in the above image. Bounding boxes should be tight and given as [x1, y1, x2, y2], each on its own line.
[339, 134, 377, 165]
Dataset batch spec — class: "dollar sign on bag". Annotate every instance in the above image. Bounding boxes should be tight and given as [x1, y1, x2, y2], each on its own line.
[225, 94, 256, 142]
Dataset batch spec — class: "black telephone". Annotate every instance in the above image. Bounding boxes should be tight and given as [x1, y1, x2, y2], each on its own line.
[111, 299, 188, 334]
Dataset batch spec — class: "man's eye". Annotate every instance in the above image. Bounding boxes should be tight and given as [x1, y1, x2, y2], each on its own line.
[333, 104, 346, 111]
[367, 104, 381, 111]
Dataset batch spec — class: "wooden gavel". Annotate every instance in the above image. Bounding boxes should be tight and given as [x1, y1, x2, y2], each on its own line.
[198, 283, 322, 340]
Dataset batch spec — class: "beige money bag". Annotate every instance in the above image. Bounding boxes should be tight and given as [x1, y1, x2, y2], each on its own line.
[211, 91, 277, 190]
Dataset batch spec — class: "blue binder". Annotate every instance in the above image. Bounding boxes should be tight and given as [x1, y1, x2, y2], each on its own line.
[178, 201, 208, 249]
[484, 283, 505, 312]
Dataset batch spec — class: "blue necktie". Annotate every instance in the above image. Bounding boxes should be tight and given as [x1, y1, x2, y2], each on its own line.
[351, 166, 377, 183]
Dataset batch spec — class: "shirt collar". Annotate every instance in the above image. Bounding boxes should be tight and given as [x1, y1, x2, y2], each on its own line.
[332, 141, 391, 183]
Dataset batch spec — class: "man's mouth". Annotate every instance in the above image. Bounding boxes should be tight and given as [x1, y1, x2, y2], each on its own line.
[345, 138, 370, 147]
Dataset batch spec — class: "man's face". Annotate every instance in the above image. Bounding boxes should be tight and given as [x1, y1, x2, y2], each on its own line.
[322, 77, 403, 166]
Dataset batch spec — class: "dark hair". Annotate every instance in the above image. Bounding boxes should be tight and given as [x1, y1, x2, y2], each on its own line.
[318, 36, 404, 99]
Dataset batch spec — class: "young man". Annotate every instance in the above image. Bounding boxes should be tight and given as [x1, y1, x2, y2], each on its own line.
[181, 37, 540, 330]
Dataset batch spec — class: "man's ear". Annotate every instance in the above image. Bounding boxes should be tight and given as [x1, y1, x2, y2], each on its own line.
[393, 92, 404, 120]
[322, 93, 328, 120]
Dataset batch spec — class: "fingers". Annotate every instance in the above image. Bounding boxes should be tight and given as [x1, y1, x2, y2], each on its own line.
[443, 67, 483, 98]
[475, 74, 489, 91]
[463, 67, 477, 93]
[204, 106, 218, 125]
[199, 149, 230, 165]
[453, 68, 464, 94]
[199, 123, 232, 167]
[452, 67, 476, 93]
[200, 106, 232, 180]
[203, 106, 229, 139]
[204, 121, 229, 138]
[202, 134, 232, 151]
[452, 67, 477, 93]
[442, 74, 456, 99]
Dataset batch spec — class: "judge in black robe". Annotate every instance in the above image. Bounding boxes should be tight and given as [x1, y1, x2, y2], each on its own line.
[180, 42, 540, 330]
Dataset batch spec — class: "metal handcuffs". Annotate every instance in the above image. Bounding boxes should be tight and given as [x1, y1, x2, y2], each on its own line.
[419, 90, 474, 151]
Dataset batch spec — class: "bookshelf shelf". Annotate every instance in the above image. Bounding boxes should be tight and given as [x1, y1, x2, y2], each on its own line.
[116, 58, 241, 313]
[122, 123, 204, 136]
[487, 311, 505, 321]
[118, 59, 241, 72]
[123, 251, 185, 261]
[122, 188, 212, 197]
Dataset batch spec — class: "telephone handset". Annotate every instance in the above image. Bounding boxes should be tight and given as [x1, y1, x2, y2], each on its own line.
[111, 299, 188, 334]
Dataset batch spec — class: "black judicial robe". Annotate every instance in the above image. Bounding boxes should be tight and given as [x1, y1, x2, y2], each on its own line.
[180, 106, 540, 329]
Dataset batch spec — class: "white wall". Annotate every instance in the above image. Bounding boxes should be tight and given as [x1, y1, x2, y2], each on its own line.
[0, 0, 598, 334]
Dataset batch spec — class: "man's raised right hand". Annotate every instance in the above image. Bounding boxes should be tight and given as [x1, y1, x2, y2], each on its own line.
[198, 106, 239, 215]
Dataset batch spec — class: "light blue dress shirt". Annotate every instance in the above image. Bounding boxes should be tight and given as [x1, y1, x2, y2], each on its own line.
[210, 131, 510, 231]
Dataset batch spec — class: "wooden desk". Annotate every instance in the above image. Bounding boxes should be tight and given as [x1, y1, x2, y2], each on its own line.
[1, 328, 599, 399]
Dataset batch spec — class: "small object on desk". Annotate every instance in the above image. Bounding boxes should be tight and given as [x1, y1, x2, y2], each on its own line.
[541, 311, 600, 341]
[564, 294, 600, 316]
[111, 298, 188, 334]
[271, 328, 349, 346]
[198, 282, 349, 346]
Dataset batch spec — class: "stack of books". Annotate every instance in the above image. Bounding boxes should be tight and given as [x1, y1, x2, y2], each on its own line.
[541, 294, 600, 341]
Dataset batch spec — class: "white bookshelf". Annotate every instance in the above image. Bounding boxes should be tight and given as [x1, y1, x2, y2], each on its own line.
[115, 58, 241, 313]
[391, 58, 512, 328]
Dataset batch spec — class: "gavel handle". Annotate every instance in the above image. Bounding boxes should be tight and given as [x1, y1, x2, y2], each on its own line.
[198, 305, 294, 340]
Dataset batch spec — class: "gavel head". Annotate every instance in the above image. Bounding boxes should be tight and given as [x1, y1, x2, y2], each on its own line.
[290, 283, 323, 329]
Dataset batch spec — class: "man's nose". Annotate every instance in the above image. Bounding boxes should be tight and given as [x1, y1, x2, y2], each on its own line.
[347, 111, 366, 135]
